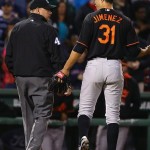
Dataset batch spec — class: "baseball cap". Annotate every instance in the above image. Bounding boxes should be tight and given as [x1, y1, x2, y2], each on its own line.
[30, 0, 56, 11]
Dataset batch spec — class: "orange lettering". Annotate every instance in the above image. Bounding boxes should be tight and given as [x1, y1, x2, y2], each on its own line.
[99, 14, 104, 20]
[116, 17, 123, 23]
[112, 15, 117, 22]
[93, 16, 98, 23]
[108, 14, 113, 21]
[104, 14, 108, 20]
[96, 15, 100, 21]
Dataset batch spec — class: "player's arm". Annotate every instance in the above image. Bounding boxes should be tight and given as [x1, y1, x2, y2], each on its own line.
[126, 43, 150, 58]
[61, 51, 83, 75]
[126, 22, 150, 58]
[137, 45, 150, 58]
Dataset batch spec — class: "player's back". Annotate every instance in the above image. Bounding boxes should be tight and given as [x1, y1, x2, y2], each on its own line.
[84, 8, 138, 60]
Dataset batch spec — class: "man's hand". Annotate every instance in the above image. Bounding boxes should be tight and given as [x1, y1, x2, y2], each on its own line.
[138, 45, 150, 58]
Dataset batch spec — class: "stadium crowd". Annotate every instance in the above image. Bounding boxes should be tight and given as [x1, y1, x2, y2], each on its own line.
[0, 0, 150, 150]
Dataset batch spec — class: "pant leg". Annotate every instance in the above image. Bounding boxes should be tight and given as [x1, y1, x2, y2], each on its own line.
[104, 80, 123, 124]
[16, 77, 54, 150]
[78, 60, 104, 119]
[103, 60, 123, 150]
[26, 77, 54, 150]
[15, 78, 34, 147]
[26, 118, 48, 150]
[104, 60, 124, 124]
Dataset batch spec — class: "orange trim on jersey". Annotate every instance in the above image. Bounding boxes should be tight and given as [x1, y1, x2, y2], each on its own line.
[77, 41, 88, 48]
[126, 41, 139, 47]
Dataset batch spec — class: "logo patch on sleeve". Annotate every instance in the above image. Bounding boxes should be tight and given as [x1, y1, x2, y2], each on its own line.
[54, 37, 61, 45]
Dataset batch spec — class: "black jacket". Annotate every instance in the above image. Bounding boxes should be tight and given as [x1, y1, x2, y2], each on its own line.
[6, 13, 63, 77]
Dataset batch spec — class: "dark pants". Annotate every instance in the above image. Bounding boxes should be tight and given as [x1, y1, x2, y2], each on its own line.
[16, 77, 53, 150]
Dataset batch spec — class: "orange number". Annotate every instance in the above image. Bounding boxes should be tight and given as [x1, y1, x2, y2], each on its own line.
[110, 25, 115, 44]
[98, 24, 116, 44]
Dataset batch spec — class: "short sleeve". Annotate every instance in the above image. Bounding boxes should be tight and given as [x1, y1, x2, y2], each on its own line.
[73, 14, 93, 54]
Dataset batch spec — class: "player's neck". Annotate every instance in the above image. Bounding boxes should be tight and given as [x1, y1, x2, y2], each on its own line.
[96, 3, 113, 10]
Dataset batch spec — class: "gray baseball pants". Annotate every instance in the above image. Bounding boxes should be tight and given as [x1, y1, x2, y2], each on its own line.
[78, 58, 124, 124]
[15, 77, 53, 150]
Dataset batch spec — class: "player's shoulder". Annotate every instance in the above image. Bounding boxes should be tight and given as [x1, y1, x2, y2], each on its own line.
[113, 9, 132, 24]
[84, 11, 101, 24]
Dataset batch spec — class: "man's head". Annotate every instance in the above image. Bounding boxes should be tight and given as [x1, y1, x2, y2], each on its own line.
[1, 0, 13, 16]
[94, 0, 113, 9]
[30, 0, 56, 21]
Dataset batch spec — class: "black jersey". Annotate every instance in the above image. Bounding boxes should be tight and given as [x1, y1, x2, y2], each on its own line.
[73, 8, 140, 60]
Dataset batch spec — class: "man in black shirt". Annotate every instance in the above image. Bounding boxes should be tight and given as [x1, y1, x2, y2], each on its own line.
[55, 0, 150, 150]
[5, 0, 65, 149]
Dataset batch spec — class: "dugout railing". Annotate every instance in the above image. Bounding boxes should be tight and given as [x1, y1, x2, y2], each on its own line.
[0, 89, 150, 150]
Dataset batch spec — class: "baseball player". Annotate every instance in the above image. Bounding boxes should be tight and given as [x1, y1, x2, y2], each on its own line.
[53, 0, 150, 150]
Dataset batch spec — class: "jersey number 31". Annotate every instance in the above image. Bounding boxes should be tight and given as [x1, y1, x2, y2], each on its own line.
[98, 24, 116, 45]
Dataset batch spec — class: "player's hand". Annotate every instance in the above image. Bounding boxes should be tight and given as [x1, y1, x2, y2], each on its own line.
[138, 45, 150, 58]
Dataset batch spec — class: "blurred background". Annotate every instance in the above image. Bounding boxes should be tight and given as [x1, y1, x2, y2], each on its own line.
[0, 0, 150, 150]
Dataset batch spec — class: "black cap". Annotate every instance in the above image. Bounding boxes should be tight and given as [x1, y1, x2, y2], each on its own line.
[30, 0, 56, 10]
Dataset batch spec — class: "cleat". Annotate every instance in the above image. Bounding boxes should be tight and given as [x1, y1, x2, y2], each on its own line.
[79, 136, 89, 150]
